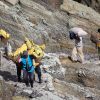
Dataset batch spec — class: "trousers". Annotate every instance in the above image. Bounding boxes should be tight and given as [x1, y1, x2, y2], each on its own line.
[23, 70, 34, 87]
[71, 46, 84, 63]
[35, 66, 42, 83]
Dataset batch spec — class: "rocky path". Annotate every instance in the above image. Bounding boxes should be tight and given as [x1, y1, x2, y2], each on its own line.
[0, 53, 100, 100]
[0, 0, 100, 99]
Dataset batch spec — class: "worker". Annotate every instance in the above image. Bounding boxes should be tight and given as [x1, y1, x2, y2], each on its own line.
[18, 51, 35, 87]
[69, 27, 88, 64]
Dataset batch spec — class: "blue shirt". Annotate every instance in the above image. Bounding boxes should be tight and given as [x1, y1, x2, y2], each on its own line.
[19, 55, 34, 72]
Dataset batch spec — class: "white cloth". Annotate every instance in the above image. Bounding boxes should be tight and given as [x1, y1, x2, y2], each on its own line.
[70, 27, 88, 36]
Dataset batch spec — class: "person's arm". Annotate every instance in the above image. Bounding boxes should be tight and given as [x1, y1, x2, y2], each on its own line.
[35, 58, 42, 67]
[17, 57, 22, 63]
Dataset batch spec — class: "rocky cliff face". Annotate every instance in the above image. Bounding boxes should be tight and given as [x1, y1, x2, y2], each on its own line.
[74, 0, 100, 13]
[0, 0, 100, 56]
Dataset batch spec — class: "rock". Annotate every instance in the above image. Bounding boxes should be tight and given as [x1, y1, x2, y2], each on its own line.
[20, 0, 53, 20]
[59, 55, 100, 89]
[54, 79, 100, 100]
[33, 91, 63, 100]
[41, 0, 62, 9]
[21, 89, 33, 97]
[54, 78, 60, 83]
[41, 53, 66, 79]
[30, 90, 43, 98]
[60, 0, 100, 26]
[15, 82, 26, 88]
[64, 94, 79, 100]
[0, 75, 3, 81]
[23, 89, 33, 95]
[74, 0, 100, 13]
[77, 64, 100, 89]
[5, 0, 19, 5]
[46, 73, 54, 91]
[0, 80, 15, 100]
[12, 96, 29, 100]
[1, 57, 16, 75]
[0, 1, 9, 9]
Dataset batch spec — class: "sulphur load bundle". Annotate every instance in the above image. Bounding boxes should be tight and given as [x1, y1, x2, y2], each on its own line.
[10, 37, 45, 59]
[0, 29, 10, 39]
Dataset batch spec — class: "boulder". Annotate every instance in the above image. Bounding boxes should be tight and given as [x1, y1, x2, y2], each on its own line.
[74, 0, 100, 13]
[41, 53, 66, 79]
[60, 0, 100, 26]
[0, 80, 15, 100]
[5, 0, 19, 5]
[0, 1, 9, 9]
[20, 0, 53, 20]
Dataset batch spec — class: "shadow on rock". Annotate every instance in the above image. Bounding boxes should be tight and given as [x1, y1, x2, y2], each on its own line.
[0, 70, 17, 82]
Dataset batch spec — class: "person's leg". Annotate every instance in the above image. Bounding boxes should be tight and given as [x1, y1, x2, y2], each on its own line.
[23, 70, 29, 86]
[16, 63, 22, 82]
[35, 66, 42, 83]
[77, 46, 84, 63]
[71, 47, 78, 61]
[98, 47, 100, 60]
[29, 72, 34, 88]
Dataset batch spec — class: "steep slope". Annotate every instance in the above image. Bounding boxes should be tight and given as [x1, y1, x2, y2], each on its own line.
[73, 0, 100, 13]
[0, 0, 100, 100]
[0, 0, 100, 57]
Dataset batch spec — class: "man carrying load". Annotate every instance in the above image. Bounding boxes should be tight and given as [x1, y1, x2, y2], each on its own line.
[69, 27, 88, 64]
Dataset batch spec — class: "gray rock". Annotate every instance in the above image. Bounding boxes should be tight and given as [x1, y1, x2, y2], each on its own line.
[31, 91, 63, 100]
[0, 75, 3, 81]
[61, 0, 100, 26]
[41, 53, 66, 79]
[5, 0, 19, 5]
[30, 90, 43, 98]
[22, 89, 33, 96]
[64, 94, 79, 100]
[74, 0, 100, 13]
[0, 1, 9, 9]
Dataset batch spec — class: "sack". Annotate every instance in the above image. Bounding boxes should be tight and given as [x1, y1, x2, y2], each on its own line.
[69, 31, 76, 40]
[70, 27, 88, 36]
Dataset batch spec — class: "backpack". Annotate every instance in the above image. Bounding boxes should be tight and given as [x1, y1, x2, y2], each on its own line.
[69, 31, 76, 40]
